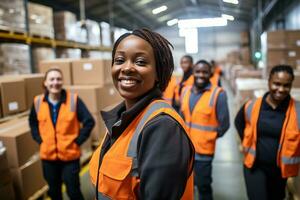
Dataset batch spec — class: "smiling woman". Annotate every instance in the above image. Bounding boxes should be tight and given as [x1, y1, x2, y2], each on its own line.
[89, 28, 195, 200]
[234, 65, 300, 200]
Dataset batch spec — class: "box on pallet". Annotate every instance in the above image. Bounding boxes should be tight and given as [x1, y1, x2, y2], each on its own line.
[0, 43, 31, 75]
[32, 47, 56, 73]
[10, 154, 46, 200]
[53, 11, 77, 41]
[39, 59, 74, 85]
[0, 117, 39, 168]
[86, 19, 101, 46]
[100, 22, 112, 47]
[266, 30, 300, 49]
[0, 0, 26, 33]
[0, 76, 26, 117]
[28, 2, 54, 38]
[72, 59, 113, 85]
[56, 48, 82, 59]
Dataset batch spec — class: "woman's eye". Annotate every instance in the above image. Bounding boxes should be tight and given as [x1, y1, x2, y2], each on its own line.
[114, 58, 124, 64]
[136, 60, 146, 66]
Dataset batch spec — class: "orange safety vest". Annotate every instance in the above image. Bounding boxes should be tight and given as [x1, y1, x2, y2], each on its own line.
[210, 72, 220, 87]
[181, 85, 222, 155]
[174, 75, 194, 105]
[89, 100, 194, 200]
[163, 75, 180, 104]
[243, 97, 300, 178]
[34, 91, 81, 161]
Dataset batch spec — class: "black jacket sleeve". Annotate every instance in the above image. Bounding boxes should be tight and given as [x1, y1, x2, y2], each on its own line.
[75, 97, 95, 145]
[137, 114, 194, 200]
[234, 103, 246, 140]
[29, 104, 42, 144]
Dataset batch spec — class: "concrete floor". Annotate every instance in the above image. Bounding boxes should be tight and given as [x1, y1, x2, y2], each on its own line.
[62, 79, 248, 200]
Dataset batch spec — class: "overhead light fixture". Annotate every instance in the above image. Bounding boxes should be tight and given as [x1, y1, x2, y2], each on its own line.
[222, 14, 234, 21]
[137, 0, 153, 6]
[223, 0, 239, 5]
[152, 5, 167, 15]
[178, 18, 227, 28]
[179, 28, 198, 54]
[167, 19, 178, 26]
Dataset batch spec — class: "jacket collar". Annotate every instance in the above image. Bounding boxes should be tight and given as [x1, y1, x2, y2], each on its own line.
[43, 89, 67, 103]
[101, 87, 162, 137]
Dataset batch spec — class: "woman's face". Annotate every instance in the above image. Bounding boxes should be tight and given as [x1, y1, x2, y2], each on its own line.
[268, 71, 293, 102]
[112, 35, 157, 108]
[44, 70, 63, 95]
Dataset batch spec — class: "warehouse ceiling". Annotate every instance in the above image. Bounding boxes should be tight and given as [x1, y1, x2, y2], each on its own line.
[30, 0, 257, 30]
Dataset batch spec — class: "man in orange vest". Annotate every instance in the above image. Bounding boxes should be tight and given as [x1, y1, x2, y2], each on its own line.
[180, 60, 229, 200]
[210, 60, 222, 87]
[235, 65, 300, 200]
[29, 68, 95, 200]
[172, 55, 194, 111]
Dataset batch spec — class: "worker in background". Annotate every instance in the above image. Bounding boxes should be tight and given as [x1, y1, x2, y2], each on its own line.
[210, 60, 222, 87]
[172, 55, 194, 111]
[235, 65, 300, 200]
[89, 28, 194, 200]
[29, 68, 95, 200]
[180, 60, 230, 200]
[163, 74, 180, 105]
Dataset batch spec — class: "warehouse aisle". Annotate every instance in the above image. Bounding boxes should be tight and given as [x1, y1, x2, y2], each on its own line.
[212, 79, 247, 200]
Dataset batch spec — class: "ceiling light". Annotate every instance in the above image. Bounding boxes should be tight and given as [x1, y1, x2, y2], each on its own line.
[222, 14, 234, 21]
[223, 0, 239, 5]
[152, 5, 167, 15]
[178, 18, 227, 28]
[179, 28, 198, 54]
[167, 19, 178, 26]
[137, 0, 153, 6]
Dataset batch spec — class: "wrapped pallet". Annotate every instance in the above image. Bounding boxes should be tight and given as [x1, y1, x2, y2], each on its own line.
[56, 48, 81, 59]
[86, 19, 101, 46]
[100, 21, 112, 47]
[0, 0, 26, 33]
[53, 11, 77, 41]
[0, 43, 31, 75]
[28, 2, 54, 38]
[32, 47, 55, 72]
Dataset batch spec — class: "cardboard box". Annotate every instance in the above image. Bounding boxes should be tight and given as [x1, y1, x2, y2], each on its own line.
[64, 85, 102, 113]
[98, 84, 122, 109]
[91, 113, 106, 143]
[0, 118, 39, 168]
[0, 146, 15, 200]
[267, 30, 300, 49]
[32, 47, 56, 72]
[0, 77, 26, 116]
[267, 49, 300, 69]
[241, 31, 249, 45]
[72, 59, 112, 85]
[39, 59, 74, 85]
[10, 155, 46, 200]
[18, 74, 44, 109]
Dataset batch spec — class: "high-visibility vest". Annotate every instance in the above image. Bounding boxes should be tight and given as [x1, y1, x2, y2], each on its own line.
[243, 97, 300, 178]
[163, 75, 180, 104]
[89, 100, 194, 200]
[174, 75, 194, 104]
[34, 91, 81, 161]
[181, 85, 222, 155]
[210, 72, 220, 86]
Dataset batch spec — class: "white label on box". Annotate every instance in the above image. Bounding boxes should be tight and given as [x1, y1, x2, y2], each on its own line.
[288, 51, 296, 57]
[297, 40, 300, 46]
[83, 63, 93, 70]
[109, 88, 115, 95]
[8, 102, 18, 111]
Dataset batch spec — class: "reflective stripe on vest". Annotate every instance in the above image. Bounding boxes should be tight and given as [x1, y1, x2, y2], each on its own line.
[243, 146, 256, 156]
[245, 100, 254, 122]
[127, 101, 173, 177]
[209, 87, 219, 107]
[282, 156, 300, 165]
[295, 101, 300, 129]
[186, 122, 218, 132]
[35, 95, 42, 113]
[70, 93, 76, 112]
[97, 193, 112, 200]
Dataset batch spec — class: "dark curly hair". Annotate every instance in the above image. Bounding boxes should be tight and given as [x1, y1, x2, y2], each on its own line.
[269, 65, 294, 81]
[111, 28, 174, 92]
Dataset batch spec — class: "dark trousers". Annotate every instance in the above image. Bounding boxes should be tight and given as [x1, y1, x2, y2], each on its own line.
[42, 159, 84, 200]
[194, 160, 213, 200]
[244, 165, 287, 200]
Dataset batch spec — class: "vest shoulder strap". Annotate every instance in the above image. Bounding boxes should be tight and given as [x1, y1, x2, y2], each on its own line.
[126, 100, 180, 176]
[209, 86, 222, 107]
[245, 99, 255, 123]
[69, 92, 77, 112]
[34, 94, 44, 113]
[294, 100, 300, 129]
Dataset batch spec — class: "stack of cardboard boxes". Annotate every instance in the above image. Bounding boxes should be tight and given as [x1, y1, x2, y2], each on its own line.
[28, 2, 54, 38]
[0, 117, 46, 199]
[0, 44, 31, 75]
[53, 11, 77, 41]
[32, 47, 56, 73]
[0, 142, 15, 200]
[0, 0, 26, 33]
[39, 58, 122, 145]
[263, 30, 300, 74]
[240, 31, 251, 65]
